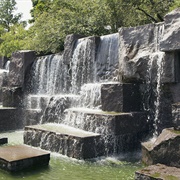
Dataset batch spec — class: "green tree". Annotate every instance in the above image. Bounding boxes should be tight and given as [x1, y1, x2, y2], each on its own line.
[0, 24, 28, 57]
[0, 0, 26, 31]
[26, 0, 180, 55]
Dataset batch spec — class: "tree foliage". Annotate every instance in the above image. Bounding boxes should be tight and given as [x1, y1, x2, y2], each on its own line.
[0, 0, 179, 57]
[0, 0, 26, 32]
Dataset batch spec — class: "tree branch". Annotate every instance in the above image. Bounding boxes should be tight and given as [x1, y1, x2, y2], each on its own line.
[137, 7, 158, 23]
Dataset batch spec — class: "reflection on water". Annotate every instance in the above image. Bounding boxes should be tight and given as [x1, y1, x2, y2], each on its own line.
[0, 131, 142, 180]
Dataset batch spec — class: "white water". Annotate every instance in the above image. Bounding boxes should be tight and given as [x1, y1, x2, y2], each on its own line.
[95, 33, 119, 82]
[30, 54, 67, 95]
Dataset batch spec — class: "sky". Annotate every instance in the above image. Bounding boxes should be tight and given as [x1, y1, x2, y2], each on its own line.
[15, 0, 32, 21]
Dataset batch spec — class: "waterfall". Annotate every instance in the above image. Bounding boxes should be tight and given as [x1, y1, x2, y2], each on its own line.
[78, 83, 102, 109]
[70, 38, 96, 94]
[30, 54, 68, 95]
[95, 33, 119, 82]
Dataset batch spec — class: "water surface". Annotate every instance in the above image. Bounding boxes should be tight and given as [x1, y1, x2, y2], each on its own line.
[0, 131, 142, 180]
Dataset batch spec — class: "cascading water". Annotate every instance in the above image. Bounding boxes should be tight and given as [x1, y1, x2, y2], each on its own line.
[30, 54, 68, 95]
[95, 33, 119, 82]
[78, 83, 102, 109]
[70, 38, 96, 94]
[142, 23, 165, 139]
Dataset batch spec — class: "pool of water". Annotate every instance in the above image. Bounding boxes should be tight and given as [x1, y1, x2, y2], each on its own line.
[0, 131, 143, 180]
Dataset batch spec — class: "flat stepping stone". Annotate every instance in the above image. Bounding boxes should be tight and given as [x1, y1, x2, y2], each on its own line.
[0, 138, 8, 145]
[24, 123, 102, 159]
[0, 145, 50, 172]
[135, 164, 180, 180]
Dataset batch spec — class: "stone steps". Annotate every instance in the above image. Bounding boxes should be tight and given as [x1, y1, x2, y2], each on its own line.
[24, 123, 102, 159]
[63, 108, 148, 135]
[0, 145, 50, 172]
[135, 164, 180, 180]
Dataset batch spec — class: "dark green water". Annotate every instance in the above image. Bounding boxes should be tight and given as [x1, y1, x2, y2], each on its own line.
[0, 131, 143, 180]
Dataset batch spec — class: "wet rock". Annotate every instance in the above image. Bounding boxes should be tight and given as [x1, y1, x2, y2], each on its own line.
[119, 23, 175, 83]
[2, 87, 23, 107]
[24, 109, 43, 126]
[0, 108, 23, 131]
[135, 164, 180, 180]
[142, 128, 180, 168]
[8, 50, 36, 87]
[101, 83, 142, 112]
[64, 108, 148, 135]
[63, 34, 85, 65]
[172, 103, 180, 128]
[24, 124, 102, 159]
[160, 8, 180, 51]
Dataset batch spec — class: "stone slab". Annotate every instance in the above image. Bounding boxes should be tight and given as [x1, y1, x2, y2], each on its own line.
[64, 108, 148, 135]
[142, 128, 180, 168]
[24, 124, 102, 159]
[0, 138, 8, 145]
[135, 164, 180, 180]
[0, 145, 50, 172]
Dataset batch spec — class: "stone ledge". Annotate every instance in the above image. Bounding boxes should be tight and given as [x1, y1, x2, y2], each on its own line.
[24, 124, 102, 159]
[0, 145, 50, 172]
[64, 108, 148, 135]
[135, 164, 180, 180]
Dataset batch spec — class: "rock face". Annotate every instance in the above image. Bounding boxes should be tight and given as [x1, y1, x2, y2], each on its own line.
[160, 8, 180, 51]
[118, 23, 175, 83]
[135, 164, 180, 180]
[101, 83, 142, 112]
[142, 128, 180, 168]
[8, 50, 36, 87]
[63, 34, 85, 65]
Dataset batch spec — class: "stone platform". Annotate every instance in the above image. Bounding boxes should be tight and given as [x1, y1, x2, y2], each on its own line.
[0, 138, 8, 145]
[64, 108, 148, 135]
[135, 164, 180, 180]
[24, 123, 102, 159]
[0, 145, 50, 172]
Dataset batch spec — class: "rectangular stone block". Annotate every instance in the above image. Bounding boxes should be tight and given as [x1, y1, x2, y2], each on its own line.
[101, 83, 142, 112]
[0, 138, 8, 145]
[135, 164, 180, 180]
[0, 145, 50, 172]
[64, 108, 148, 135]
[0, 108, 23, 131]
[24, 124, 102, 159]
[9, 50, 36, 87]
